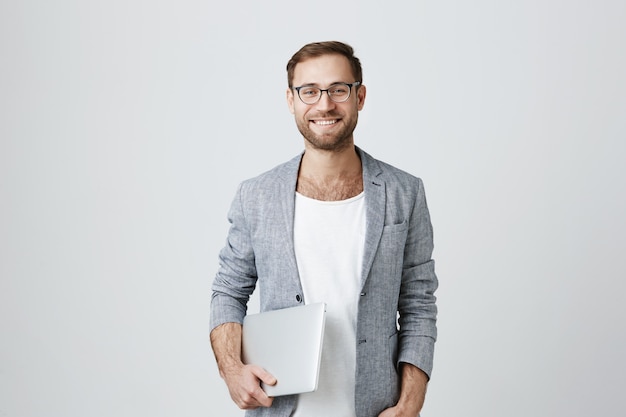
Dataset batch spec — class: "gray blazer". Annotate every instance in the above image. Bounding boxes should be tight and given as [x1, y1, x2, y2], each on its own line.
[211, 147, 438, 417]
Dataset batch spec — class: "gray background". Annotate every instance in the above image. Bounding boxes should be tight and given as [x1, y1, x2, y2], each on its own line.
[1, 0, 625, 416]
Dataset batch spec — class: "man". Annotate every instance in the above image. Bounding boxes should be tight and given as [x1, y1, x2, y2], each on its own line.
[210, 41, 438, 417]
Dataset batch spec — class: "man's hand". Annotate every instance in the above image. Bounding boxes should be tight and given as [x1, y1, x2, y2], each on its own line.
[210, 322, 277, 410]
[222, 362, 277, 409]
[378, 362, 428, 417]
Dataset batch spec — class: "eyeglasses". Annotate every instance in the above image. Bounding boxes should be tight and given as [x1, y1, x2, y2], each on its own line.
[293, 82, 361, 105]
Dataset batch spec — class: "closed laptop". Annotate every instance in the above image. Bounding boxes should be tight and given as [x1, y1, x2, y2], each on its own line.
[242, 302, 326, 397]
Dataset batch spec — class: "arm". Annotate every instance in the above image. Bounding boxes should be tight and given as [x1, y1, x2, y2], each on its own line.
[397, 178, 438, 373]
[210, 184, 276, 409]
[210, 322, 276, 409]
[211, 183, 258, 330]
[378, 363, 428, 417]
[382, 178, 437, 416]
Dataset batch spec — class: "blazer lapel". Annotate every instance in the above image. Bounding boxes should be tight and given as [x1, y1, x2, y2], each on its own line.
[276, 152, 304, 282]
[358, 148, 385, 290]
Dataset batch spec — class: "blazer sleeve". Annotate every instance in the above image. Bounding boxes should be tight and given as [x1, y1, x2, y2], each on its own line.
[210, 183, 258, 331]
[397, 178, 438, 378]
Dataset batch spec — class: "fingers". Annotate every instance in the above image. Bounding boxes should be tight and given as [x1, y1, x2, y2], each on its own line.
[225, 364, 276, 410]
[242, 366, 275, 408]
[251, 365, 277, 387]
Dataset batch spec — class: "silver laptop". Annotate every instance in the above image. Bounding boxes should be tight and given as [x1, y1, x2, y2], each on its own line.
[242, 302, 326, 397]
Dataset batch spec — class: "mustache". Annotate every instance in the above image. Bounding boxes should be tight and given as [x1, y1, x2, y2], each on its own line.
[309, 111, 342, 119]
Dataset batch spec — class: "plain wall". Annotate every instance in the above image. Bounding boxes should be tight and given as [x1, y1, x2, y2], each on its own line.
[1, 1, 625, 416]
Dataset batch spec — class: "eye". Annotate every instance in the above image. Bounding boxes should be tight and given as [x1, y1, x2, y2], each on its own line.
[300, 87, 319, 96]
[330, 85, 349, 94]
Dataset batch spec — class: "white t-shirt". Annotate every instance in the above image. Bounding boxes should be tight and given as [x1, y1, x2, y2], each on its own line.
[292, 191, 366, 417]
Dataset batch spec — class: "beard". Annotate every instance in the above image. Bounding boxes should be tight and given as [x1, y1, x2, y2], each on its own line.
[295, 111, 358, 152]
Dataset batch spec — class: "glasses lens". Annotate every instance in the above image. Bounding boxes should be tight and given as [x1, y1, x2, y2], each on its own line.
[298, 87, 321, 104]
[328, 84, 351, 102]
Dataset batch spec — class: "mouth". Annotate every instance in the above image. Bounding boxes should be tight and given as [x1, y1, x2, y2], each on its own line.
[310, 119, 339, 126]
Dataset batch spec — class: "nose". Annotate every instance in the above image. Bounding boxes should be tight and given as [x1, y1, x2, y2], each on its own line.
[315, 91, 336, 112]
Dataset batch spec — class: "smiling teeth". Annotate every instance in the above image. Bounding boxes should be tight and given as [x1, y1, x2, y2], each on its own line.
[314, 120, 337, 125]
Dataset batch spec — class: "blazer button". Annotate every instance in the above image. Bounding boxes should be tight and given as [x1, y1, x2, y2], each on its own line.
[295, 294, 302, 303]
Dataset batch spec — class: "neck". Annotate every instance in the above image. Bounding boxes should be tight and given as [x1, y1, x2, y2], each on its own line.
[299, 143, 361, 179]
[296, 144, 363, 201]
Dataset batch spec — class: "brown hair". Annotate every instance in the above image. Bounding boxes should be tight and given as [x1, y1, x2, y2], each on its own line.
[286, 41, 363, 88]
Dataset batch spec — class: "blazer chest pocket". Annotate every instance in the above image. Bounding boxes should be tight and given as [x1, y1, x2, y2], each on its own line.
[378, 220, 408, 273]
[382, 220, 408, 234]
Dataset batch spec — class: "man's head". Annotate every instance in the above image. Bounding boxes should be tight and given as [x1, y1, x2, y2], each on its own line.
[286, 41, 366, 152]
[286, 41, 363, 89]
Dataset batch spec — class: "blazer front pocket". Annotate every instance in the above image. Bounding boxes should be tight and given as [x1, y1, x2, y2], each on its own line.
[378, 221, 409, 276]
[382, 220, 408, 234]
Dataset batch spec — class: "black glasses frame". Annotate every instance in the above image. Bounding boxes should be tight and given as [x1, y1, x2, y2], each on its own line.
[293, 82, 361, 104]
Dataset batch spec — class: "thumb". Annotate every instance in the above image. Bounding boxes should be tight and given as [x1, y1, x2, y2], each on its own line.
[250, 365, 277, 386]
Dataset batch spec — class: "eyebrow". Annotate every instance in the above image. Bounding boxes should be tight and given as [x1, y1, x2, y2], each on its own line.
[296, 81, 350, 87]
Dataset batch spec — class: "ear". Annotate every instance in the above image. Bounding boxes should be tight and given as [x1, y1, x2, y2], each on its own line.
[286, 88, 295, 114]
[356, 84, 366, 111]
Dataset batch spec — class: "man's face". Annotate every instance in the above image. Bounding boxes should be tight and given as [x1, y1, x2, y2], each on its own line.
[287, 54, 366, 152]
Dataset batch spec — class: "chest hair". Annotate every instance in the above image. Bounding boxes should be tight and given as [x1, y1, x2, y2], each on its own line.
[296, 174, 364, 201]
